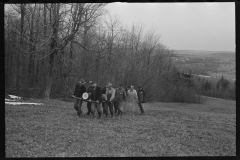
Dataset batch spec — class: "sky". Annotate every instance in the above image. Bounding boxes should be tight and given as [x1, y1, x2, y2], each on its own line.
[105, 2, 235, 52]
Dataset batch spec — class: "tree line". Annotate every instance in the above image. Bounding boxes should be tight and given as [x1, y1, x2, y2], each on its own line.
[5, 3, 234, 102]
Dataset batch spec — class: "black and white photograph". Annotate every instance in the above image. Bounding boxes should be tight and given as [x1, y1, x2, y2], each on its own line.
[5, 2, 235, 157]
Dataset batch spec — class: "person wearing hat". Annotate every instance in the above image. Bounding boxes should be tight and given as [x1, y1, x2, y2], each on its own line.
[73, 79, 86, 117]
[86, 81, 94, 115]
[88, 81, 102, 118]
[137, 86, 145, 115]
[104, 82, 116, 118]
[115, 84, 127, 116]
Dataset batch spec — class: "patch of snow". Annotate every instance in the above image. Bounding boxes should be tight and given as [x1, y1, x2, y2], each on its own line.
[8, 95, 22, 99]
[198, 75, 210, 78]
[5, 99, 17, 102]
[5, 102, 44, 105]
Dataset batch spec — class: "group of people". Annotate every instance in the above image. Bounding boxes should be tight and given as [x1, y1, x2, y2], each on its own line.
[73, 79, 146, 118]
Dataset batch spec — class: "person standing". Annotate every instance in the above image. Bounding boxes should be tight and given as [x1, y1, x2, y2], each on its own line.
[126, 86, 130, 96]
[137, 86, 145, 115]
[89, 81, 102, 118]
[101, 84, 107, 116]
[126, 85, 138, 112]
[104, 82, 116, 118]
[73, 79, 86, 117]
[113, 85, 119, 115]
[86, 81, 94, 115]
[115, 84, 127, 116]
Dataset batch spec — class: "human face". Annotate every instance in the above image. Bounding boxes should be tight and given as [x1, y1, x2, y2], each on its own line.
[130, 86, 134, 91]
[93, 83, 97, 87]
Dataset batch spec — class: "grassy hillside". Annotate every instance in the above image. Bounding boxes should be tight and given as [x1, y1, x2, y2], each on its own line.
[5, 98, 236, 157]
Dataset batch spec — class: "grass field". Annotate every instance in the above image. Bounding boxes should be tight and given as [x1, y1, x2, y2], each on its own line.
[5, 97, 236, 157]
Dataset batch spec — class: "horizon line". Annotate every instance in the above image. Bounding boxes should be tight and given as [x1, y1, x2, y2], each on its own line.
[172, 49, 235, 52]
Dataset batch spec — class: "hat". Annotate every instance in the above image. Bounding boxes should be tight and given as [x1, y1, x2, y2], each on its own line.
[107, 82, 112, 87]
[79, 79, 86, 84]
[91, 81, 97, 84]
[119, 84, 123, 87]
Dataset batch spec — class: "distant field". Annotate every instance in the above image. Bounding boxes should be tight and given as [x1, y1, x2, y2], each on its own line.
[5, 97, 236, 157]
[172, 50, 235, 82]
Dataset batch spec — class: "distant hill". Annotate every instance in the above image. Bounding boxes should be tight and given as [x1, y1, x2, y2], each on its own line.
[173, 50, 235, 62]
[173, 49, 234, 55]
[171, 50, 235, 82]
[208, 52, 235, 62]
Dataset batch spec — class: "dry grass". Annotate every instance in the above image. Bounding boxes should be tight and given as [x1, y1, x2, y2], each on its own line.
[5, 97, 236, 157]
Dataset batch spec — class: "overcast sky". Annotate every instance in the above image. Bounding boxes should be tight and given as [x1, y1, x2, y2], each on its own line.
[105, 3, 235, 52]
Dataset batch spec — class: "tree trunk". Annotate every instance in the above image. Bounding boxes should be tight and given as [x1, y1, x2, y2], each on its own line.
[16, 4, 25, 95]
[44, 4, 60, 99]
[28, 4, 36, 87]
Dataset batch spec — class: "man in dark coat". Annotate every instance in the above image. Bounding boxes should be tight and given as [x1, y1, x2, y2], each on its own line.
[137, 86, 145, 115]
[89, 81, 102, 118]
[113, 85, 119, 115]
[101, 84, 107, 116]
[86, 81, 94, 115]
[115, 84, 127, 116]
[73, 79, 86, 117]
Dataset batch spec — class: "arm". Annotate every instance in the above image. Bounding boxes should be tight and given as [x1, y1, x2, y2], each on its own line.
[143, 90, 146, 102]
[110, 88, 116, 101]
[81, 85, 86, 95]
[104, 88, 107, 100]
[115, 89, 118, 100]
[73, 84, 78, 96]
[87, 86, 90, 92]
[123, 89, 126, 101]
[134, 90, 139, 102]
[137, 90, 140, 100]
[97, 87, 102, 102]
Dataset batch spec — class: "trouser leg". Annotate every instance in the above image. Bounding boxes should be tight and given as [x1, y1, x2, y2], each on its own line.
[103, 102, 108, 117]
[138, 102, 144, 113]
[96, 103, 102, 118]
[102, 102, 105, 113]
[118, 101, 123, 116]
[87, 102, 91, 115]
[114, 101, 118, 115]
[109, 102, 114, 117]
[77, 100, 83, 116]
[74, 99, 79, 111]
[90, 102, 96, 117]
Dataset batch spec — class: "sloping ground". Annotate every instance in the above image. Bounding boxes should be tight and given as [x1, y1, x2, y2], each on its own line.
[5, 97, 235, 157]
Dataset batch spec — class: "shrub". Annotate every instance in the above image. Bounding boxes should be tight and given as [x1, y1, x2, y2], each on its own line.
[162, 84, 202, 104]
